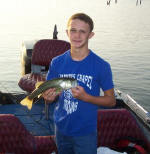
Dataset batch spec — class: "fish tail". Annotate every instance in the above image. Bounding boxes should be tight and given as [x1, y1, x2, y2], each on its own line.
[20, 96, 33, 110]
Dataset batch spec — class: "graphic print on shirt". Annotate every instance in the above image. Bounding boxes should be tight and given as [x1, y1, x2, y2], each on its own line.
[60, 73, 93, 89]
[63, 89, 78, 114]
[59, 73, 93, 115]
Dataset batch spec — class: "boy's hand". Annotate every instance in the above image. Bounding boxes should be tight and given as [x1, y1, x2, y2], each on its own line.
[42, 88, 58, 103]
[71, 86, 88, 101]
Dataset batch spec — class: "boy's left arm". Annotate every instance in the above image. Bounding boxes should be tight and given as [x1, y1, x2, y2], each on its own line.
[71, 86, 116, 107]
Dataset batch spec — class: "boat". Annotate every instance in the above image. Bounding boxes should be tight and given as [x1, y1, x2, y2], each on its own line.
[0, 26, 150, 154]
[1, 89, 150, 154]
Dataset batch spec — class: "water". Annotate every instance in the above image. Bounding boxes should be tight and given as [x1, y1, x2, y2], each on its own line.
[0, 0, 150, 111]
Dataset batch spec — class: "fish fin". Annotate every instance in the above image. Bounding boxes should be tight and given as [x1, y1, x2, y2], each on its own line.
[35, 81, 44, 89]
[20, 96, 33, 110]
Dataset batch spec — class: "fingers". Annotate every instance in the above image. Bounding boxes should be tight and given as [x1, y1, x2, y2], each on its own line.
[43, 88, 54, 96]
[42, 88, 58, 103]
[71, 86, 82, 93]
[71, 86, 82, 98]
[71, 86, 87, 101]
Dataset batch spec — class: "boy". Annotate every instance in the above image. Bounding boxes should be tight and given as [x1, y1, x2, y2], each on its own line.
[43, 13, 116, 154]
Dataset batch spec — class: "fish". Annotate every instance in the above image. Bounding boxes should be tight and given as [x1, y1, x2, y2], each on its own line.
[20, 77, 78, 110]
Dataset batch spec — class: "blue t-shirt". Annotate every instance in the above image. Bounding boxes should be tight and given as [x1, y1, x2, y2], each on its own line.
[46, 50, 114, 136]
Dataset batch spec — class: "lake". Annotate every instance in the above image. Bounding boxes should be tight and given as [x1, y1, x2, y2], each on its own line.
[0, 0, 150, 111]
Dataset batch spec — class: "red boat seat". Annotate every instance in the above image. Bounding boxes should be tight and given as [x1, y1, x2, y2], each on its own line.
[97, 109, 150, 152]
[1, 109, 150, 153]
[18, 73, 46, 93]
[18, 39, 70, 93]
[0, 114, 57, 154]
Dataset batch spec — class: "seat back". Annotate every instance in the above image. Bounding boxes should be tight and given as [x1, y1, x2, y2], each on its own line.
[18, 39, 70, 92]
[0, 114, 58, 154]
[0, 114, 35, 154]
[32, 39, 70, 67]
[97, 109, 150, 152]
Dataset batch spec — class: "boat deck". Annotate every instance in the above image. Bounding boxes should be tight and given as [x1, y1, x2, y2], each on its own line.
[0, 92, 55, 136]
[1, 91, 150, 153]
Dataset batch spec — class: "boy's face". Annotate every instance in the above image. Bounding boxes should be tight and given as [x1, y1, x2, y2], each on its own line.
[66, 19, 94, 49]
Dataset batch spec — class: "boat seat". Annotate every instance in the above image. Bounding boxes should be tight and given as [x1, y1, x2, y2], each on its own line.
[1, 109, 150, 153]
[97, 109, 150, 152]
[0, 114, 57, 154]
[18, 39, 70, 93]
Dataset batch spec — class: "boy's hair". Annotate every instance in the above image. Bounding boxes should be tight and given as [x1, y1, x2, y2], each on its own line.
[67, 13, 94, 32]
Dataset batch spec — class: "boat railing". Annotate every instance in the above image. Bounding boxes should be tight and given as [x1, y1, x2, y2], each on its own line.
[115, 89, 150, 127]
